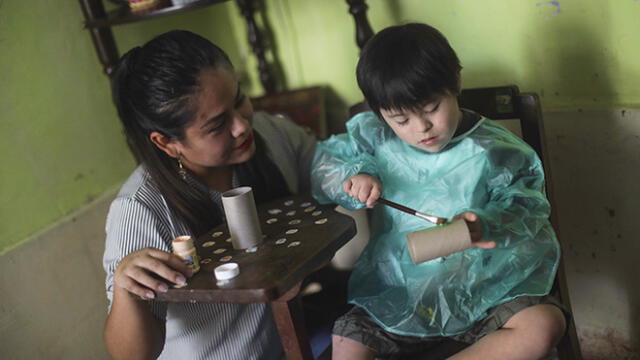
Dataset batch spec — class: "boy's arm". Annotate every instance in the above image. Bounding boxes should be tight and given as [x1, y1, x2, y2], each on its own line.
[311, 112, 385, 210]
[466, 146, 553, 247]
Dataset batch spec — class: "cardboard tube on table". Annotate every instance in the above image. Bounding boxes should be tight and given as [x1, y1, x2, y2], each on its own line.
[406, 219, 472, 264]
[222, 187, 263, 250]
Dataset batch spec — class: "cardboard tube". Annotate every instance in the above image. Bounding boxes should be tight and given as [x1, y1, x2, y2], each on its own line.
[222, 187, 263, 249]
[406, 219, 472, 264]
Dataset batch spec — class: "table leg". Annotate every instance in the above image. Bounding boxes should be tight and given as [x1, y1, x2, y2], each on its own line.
[271, 284, 314, 360]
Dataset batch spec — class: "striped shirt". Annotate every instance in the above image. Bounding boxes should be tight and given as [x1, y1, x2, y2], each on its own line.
[103, 112, 316, 360]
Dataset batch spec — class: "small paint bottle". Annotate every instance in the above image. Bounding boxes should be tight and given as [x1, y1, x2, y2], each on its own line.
[172, 236, 200, 274]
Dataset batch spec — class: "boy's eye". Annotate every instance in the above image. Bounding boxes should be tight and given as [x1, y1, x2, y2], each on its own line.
[425, 102, 440, 113]
[397, 118, 409, 126]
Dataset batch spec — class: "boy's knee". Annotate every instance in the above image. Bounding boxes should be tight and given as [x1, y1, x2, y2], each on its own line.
[537, 305, 567, 349]
[511, 304, 567, 356]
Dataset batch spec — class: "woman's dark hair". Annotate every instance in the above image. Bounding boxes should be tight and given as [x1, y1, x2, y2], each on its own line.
[112, 30, 289, 236]
[356, 23, 462, 116]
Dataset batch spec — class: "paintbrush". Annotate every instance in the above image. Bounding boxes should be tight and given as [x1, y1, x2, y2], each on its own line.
[377, 197, 447, 225]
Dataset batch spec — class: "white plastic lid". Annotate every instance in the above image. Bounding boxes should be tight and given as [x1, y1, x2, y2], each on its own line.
[214, 263, 240, 281]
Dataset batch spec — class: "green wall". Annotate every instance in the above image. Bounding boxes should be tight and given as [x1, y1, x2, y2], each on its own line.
[231, 0, 640, 109]
[1, 0, 638, 255]
[0, 1, 245, 255]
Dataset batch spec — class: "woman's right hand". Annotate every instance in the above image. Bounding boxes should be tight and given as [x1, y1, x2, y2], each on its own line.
[113, 247, 193, 300]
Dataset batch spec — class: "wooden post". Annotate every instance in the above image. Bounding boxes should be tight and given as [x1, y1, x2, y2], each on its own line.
[235, 0, 276, 94]
[78, 0, 120, 77]
[270, 283, 314, 360]
[345, 0, 374, 51]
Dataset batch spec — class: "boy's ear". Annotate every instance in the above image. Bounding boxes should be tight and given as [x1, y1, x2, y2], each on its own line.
[456, 71, 463, 93]
[149, 131, 180, 159]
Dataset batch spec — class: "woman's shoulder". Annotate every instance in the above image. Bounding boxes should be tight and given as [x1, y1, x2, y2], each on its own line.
[252, 111, 303, 139]
[113, 166, 164, 211]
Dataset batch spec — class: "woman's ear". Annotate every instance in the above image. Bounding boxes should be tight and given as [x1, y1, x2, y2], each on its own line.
[149, 131, 180, 159]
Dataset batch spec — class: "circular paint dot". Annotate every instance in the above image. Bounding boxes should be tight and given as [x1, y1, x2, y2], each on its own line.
[212, 231, 223, 237]
[312, 210, 322, 216]
[285, 229, 299, 235]
[288, 219, 301, 225]
[275, 238, 287, 245]
[284, 200, 294, 206]
[220, 255, 233, 262]
[314, 218, 328, 225]
[304, 206, 316, 213]
[286, 210, 296, 216]
[226, 238, 232, 243]
[287, 241, 301, 247]
[202, 241, 215, 247]
[213, 248, 227, 254]
[245, 246, 258, 253]
[266, 218, 278, 224]
[268, 208, 283, 215]
[300, 202, 312, 207]
[201, 258, 212, 264]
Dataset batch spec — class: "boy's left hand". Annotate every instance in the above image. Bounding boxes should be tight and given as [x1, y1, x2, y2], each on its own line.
[452, 212, 496, 249]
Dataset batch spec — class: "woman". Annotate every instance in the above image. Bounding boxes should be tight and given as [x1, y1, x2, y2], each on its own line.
[103, 30, 315, 359]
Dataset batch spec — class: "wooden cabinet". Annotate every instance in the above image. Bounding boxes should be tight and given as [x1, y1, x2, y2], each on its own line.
[78, 0, 277, 93]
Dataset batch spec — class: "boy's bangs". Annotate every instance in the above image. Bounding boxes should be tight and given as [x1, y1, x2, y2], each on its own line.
[374, 71, 443, 113]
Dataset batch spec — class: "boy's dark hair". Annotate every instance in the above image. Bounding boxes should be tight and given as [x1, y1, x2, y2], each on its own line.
[356, 23, 462, 115]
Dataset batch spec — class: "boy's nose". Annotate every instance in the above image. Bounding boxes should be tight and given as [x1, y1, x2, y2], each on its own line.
[416, 116, 432, 133]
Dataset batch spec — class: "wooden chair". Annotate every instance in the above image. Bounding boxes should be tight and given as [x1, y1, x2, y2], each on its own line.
[458, 85, 583, 360]
[252, 86, 328, 139]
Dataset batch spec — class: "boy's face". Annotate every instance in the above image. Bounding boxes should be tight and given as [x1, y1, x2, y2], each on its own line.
[379, 92, 462, 153]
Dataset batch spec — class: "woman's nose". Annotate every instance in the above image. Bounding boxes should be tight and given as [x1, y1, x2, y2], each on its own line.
[229, 111, 250, 137]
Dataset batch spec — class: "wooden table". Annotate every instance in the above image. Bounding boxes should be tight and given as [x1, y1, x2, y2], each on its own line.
[156, 194, 356, 359]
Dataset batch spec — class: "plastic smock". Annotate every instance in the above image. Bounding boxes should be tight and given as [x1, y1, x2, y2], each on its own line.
[311, 111, 560, 337]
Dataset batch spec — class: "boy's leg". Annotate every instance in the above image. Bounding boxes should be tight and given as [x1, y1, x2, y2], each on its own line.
[332, 335, 375, 360]
[451, 302, 566, 360]
[332, 306, 445, 360]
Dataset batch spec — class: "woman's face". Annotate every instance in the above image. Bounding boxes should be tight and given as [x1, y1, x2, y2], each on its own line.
[174, 67, 255, 176]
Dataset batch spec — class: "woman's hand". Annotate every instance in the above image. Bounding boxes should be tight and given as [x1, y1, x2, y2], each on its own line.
[114, 247, 193, 300]
[452, 212, 496, 249]
[343, 174, 383, 208]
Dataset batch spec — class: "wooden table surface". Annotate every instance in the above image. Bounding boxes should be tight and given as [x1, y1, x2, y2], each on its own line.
[156, 194, 356, 304]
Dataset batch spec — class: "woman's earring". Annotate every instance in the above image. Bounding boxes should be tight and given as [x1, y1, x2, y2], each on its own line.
[177, 157, 187, 180]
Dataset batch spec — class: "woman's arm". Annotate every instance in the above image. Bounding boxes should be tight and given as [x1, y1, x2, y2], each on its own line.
[104, 247, 191, 360]
[105, 283, 165, 360]
[103, 195, 192, 360]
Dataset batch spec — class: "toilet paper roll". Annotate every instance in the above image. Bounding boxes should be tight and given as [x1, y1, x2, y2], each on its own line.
[222, 187, 263, 249]
[406, 219, 472, 264]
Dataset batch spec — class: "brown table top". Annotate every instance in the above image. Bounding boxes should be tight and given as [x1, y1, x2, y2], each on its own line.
[155, 194, 356, 303]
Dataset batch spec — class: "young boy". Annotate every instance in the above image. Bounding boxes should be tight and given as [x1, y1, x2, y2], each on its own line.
[311, 23, 567, 359]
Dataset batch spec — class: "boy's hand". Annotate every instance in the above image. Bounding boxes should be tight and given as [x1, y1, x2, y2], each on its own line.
[453, 212, 496, 249]
[343, 174, 382, 208]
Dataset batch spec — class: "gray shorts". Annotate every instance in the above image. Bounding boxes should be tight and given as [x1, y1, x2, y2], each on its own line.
[333, 295, 567, 359]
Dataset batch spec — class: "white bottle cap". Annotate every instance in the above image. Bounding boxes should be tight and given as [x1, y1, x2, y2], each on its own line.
[214, 263, 240, 281]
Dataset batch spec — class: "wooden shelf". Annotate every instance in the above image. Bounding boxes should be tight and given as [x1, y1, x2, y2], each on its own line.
[84, 0, 229, 28]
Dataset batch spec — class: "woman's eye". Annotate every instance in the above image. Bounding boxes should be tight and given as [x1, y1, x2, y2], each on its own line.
[209, 119, 227, 133]
[234, 94, 246, 109]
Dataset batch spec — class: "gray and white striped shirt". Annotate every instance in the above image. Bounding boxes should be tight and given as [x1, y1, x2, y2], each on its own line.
[104, 112, 316, 359]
